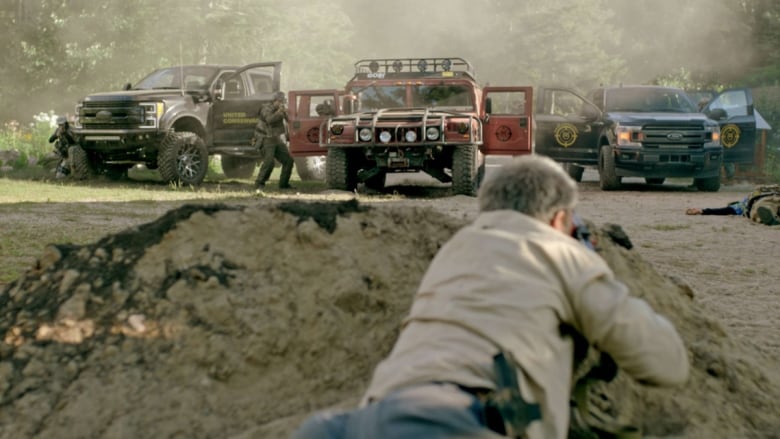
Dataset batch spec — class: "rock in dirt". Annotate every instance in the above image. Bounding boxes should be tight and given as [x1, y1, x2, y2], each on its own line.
[0, 200, 778, 439]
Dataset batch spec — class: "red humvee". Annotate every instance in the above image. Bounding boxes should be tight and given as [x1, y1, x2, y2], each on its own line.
[287, 58, 532, 195]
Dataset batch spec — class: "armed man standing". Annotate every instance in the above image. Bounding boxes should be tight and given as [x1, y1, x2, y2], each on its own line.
[253, 91, 294, 190]
[291, 155, 689, 439]
[48, 116, 77, 179]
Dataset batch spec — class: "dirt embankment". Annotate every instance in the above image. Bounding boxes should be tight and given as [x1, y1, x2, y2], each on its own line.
[1, 194, 779, 438]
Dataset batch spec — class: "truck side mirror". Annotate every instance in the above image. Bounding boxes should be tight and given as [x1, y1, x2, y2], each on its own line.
[342, 94, 357, 114]
[123, 83, 132, 91]
[485, 97, 493, 114]
[705, 108, 727, 121]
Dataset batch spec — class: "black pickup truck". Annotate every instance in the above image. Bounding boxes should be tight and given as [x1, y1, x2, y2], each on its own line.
[534, 85, 755, 191]
[71, 62, 282, 184]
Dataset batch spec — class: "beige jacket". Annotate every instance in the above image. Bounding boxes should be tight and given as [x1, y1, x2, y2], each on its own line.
[363, 210, 689, 439]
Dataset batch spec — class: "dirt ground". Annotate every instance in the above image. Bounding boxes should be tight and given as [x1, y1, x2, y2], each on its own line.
[1, 171, 779, 439]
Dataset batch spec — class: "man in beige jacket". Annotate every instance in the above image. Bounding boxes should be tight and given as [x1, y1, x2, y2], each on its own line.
[292, 155, 689, 439]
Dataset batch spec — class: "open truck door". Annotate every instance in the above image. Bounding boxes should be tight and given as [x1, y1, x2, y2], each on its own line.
[210, 62, 282, 149]
[288, 89, 342, 157]
[703, 88, 756, 166]
[481, 86, 533, 155]
[534, 86, 603, 167]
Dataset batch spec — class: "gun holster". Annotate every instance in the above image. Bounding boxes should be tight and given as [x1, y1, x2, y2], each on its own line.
[483, 351, 542, 437]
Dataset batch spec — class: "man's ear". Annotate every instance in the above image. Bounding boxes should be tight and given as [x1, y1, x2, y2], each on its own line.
[550, 210, 571, 233]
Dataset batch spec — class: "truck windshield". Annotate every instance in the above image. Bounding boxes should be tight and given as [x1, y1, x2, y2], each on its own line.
[412, 85, 474, 111]
[356, 85, 406, 110]
[353, 84, 475, 111]
[134, 66, 221, 90]
[605, 88, 697, 113]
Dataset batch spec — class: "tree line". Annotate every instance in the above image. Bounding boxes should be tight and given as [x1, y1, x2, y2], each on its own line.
[1, 0, 779, 124]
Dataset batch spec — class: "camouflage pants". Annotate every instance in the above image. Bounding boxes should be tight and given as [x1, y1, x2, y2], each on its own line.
[749, 194, 780, 225]
[255, 136, 294, 187]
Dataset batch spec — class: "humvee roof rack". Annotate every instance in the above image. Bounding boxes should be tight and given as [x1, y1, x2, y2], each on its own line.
[353, 57, 475, 79]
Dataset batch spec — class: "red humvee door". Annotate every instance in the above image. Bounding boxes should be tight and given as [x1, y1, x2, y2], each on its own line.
[481, 86, 533, 155]
[288, 89, 341, 157]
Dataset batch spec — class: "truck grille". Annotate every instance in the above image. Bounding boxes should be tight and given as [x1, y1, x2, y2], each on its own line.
[642, 122, 707, 148]
[80, 101, 145, 129]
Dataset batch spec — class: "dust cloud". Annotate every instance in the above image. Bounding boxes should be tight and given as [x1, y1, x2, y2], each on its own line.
[1, 0, 756, 122]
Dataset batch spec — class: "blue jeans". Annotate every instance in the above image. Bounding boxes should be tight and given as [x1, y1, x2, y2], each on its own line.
[290, 383, 505, 439]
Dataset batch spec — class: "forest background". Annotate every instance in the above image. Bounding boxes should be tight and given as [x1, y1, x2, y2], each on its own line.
[1, 0, 780, 175]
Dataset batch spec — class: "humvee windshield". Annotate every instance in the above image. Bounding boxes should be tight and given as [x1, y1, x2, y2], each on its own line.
[134, 66, 221, 90]
[353, 84, 474, 112]
[605, 88, 697, 113]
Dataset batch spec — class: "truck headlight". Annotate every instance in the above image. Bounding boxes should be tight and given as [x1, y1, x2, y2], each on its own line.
[426, 126, 440, 140]
[379, 130, 392, 143]
[705, 125, 721, 145]
[404, 130, 417, 143]
[359, 127, 373, 142]
[73, 103, 83, 128]
[140, 101, 164, 129]
[615, 124, 642, 147]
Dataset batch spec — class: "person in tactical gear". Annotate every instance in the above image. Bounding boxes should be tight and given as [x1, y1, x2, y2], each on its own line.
[253, 91, 295, 190]
[686, 184, 780, 226]
[291, 155, 689, 439]
[48, 116, 76, 179]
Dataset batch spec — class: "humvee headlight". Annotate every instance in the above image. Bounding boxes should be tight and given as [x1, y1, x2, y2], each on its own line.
[379, 130, 392, 143]
[457, 122, 469, 135]
[426, 127, 440, 140]
[359, 127, 373, 142]
[404, 130, 417, 143]
[331, 124, 344, 135]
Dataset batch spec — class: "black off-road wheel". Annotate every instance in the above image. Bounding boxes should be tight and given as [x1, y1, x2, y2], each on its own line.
[221, 156, 257, 179]
[326, 147, 357, 191]
[158, 131, 209, 185]
[565, 163, 585, 182]
[67, 144, 94, 180]
[452, 144, 479, 196]
[598, 145, 622, 191]
[294, 156, 327, 181]
[693, 176, 721, 192]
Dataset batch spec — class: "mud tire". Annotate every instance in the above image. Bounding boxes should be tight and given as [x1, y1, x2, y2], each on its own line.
[67, 144, 94, 180]
[598, 145, 622, 191]
[326, 148, 357, 191]
[565, 163, 585, 182]
[158, 131, 209, 185]
[452, 144, 479, 196]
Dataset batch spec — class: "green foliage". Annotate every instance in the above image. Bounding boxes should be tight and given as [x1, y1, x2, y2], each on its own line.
[0, 112, 55, 168]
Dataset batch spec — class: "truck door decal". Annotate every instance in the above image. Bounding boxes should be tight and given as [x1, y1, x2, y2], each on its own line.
[704, 88, 756, 164]
[482, 86, 533, 155]
[720, 124, 740, 148]
[554, 123, 578, 147]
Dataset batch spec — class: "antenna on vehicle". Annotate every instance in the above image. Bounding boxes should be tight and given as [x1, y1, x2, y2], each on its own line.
[179, 42, 184, 97]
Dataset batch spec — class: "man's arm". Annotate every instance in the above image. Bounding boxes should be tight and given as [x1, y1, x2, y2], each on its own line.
[569, 271, 689, 386]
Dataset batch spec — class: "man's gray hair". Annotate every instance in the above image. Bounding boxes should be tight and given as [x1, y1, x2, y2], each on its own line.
[477, 155, 578, 221]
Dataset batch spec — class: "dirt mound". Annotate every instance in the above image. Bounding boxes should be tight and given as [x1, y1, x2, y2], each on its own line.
[1, 201, 778, 438]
